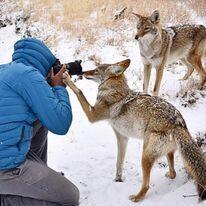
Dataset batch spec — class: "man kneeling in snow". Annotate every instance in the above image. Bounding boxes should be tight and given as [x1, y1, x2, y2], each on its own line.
[0, 38, 79, 206]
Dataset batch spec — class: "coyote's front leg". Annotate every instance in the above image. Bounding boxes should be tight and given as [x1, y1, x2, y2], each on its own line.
[143, 64, 152, 94]
[63, 71, 81, 94]
[113, 128, 128, 182]
[153, 64, 165, 96]
[63, 71, 109, 123]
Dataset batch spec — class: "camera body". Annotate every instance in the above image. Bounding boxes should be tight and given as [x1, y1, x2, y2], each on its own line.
[53, 59, 83, 76]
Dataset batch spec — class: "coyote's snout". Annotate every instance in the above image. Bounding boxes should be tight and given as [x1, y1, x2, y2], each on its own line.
[83, 59, 131, 83]
[132, 10, 206, 96]
[63, 59, 206, 202]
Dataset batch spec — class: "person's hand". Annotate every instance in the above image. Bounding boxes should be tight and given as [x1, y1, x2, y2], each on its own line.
[49, 65, 66, 87]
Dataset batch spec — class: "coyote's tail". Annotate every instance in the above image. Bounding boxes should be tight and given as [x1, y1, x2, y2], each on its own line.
[174, 127, 206, 200]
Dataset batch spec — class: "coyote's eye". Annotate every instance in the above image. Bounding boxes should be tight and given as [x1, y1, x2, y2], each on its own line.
[94, 69, 98, 74]
[144, 27, 150, 32]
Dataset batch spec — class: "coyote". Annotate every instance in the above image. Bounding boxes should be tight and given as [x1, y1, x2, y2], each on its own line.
[132, 10, 206, 96]
[63, 59, 206, 202]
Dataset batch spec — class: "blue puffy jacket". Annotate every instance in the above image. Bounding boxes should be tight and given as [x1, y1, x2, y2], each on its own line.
[0, 38, 72, 170]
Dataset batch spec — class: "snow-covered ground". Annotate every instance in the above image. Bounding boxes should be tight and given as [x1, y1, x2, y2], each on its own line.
[1, 10, 206, 206]
[46, 40, 206, 206]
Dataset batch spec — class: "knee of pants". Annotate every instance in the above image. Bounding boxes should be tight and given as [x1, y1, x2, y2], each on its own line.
[62, 184, 80, 206]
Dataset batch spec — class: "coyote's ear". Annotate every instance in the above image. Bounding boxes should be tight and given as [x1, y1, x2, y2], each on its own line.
[131, 12, 141, 22]
[111, 66, 126, 76]
[150, 10, 160, 23]
[111, 59, 131, 75]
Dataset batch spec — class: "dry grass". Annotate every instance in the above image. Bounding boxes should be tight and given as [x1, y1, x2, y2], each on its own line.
[176, 77, 206, 107]
[30, 0, 205, 24]
[4, 0, 206, 46]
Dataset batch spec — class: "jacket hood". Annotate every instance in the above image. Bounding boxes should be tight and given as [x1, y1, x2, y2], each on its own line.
[12, 38, 56, 77]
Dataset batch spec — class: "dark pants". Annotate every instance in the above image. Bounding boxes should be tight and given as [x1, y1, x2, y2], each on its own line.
[0, 121, 79, 206]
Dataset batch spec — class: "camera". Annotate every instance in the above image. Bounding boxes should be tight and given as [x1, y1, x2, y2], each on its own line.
[52, 59, 83, 76]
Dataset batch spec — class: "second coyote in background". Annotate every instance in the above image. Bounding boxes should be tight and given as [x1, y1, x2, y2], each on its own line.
[63, 59, 206, 202]
[133, 10, 206, 96]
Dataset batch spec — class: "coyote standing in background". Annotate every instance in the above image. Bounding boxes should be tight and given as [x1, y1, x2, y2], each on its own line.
[132, 10, 206, 96]
[63, 59, 206, 202]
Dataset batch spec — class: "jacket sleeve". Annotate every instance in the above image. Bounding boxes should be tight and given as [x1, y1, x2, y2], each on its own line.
[14, 68, 73, 135]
